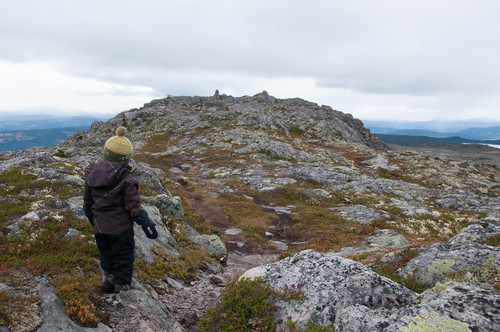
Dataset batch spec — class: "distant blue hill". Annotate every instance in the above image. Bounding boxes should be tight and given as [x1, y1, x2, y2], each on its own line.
[377, 134, 500, 151]
[363, 120, 500, 140]
[0, 126, 89, 152]
[0, 114, 109, 131]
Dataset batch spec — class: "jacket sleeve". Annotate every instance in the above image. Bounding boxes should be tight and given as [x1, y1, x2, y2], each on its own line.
[123, 177, 143, 217]
[83, 181, 93, 210]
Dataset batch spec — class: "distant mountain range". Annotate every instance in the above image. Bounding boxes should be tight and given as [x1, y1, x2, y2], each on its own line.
[0, 114, 108, 152]
[363, 120, 500, 140]
[0, 126, 89, 152]
[0, 114, 109, 131]
[377, 134, 500, 150]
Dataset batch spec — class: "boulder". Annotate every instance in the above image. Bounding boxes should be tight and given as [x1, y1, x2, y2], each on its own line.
[368, 229, 408, 249]
[242, 249, 416, 330]
[398, 222, 500, 288]
[398, 242, 499, 287]
[448, 222, 500, 246]
[141, 194, 184, 220]
[134, 205, 178, 263]
[183, 224, 228, 263]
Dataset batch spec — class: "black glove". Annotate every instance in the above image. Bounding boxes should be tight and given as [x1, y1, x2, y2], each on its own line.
[82, 206, 94, 226]
[132, 210, 158, 239]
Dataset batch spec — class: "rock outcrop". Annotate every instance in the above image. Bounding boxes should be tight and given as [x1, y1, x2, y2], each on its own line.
[244, 222, 500, 331]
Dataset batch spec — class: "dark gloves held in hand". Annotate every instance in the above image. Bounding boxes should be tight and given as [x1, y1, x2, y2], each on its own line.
[132, 210, 158, 239]
[82, 206, 94, 226]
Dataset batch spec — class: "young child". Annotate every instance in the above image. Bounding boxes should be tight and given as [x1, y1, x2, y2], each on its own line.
[83, 126, 158, 293]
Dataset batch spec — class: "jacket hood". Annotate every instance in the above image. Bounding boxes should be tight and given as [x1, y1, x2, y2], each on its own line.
[85, 161, 131, 188]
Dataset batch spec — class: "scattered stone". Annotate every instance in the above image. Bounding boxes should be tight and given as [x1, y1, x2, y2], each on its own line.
[225, 228, 243, 235]
[369, 229, 408, 249]
[270, 240, 288, 251]
[330, 205, 389, 224]
[66, 228, 82, 238]
[21, 211, 40, 221]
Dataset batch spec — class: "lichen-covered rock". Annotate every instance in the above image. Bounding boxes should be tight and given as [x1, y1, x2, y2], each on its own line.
[134, 205, 178, 263]
[448, 222, 500, 246]
[368, 229, 409, 249]
[141, 193, 184, 220]
[398, 242, 499, 287]
[419, 282, 500, 331]
[190, 234, 227, 263]
[132, 161, 171, 195]
[330, 205, 390, 224]
[182, 224, 228, 262]
[242, 249, 416, 330]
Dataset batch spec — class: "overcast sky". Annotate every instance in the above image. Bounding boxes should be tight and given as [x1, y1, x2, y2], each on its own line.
[1, 0, 499, 121]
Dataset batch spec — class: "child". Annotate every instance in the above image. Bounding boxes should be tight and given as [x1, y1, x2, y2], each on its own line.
[83, 126, 158, 293]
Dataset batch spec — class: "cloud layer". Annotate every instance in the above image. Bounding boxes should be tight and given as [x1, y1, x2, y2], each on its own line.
[1, 0, 499, 120]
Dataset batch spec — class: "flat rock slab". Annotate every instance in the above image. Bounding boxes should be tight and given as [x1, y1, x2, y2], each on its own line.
[330, 205, 390, 223]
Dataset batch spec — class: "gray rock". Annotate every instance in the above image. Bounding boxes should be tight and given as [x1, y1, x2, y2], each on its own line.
[66, 228, 82, 238]
[117, 289, 184, 332]
[448, 222, 500, 246]
[330, 205, 390, 224]
[242, 249, 416, 330]
[390, 198, 433, 217]
[270, 240, 288, 251]
[37, 278, 111, 332]
[65, 174, 85, 186]
[419, 282, 500, 331]
[141, 194, 184, 220]
[369, 229, 408, 249]
[225, 228, 243, 235]
[190, 234, 227, 263]
[134, 205, 178, 264]
[398, 242, 499, 287]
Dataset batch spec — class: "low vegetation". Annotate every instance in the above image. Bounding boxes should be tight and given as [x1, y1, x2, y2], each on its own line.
[197, 277, 332, 332]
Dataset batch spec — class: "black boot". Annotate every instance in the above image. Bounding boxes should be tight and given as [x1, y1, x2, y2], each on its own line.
[114, 283, 132, 293]
[102, 272, 115, 293]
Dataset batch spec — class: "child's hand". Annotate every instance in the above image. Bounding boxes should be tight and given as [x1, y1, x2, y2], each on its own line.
[142, 219, 158, 239]
[133, 210, 158, 239]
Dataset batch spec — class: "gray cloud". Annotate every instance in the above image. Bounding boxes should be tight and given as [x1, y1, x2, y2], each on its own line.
[1, 0, 499, 120]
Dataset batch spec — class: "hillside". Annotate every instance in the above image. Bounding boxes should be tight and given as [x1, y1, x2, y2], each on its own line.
[0, 91, 499, 331]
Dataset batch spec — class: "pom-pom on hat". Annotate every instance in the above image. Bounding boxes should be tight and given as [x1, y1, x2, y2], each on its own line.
[103, 126, 133, 163]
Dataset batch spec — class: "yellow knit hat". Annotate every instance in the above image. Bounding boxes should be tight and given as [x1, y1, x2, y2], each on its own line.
[103, 126, 133, 162]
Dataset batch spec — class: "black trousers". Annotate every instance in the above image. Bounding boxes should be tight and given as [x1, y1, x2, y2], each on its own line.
[94, 228, 135, 285]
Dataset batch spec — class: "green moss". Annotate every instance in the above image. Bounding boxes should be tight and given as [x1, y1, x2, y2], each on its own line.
[290, 125, 305, 137]
[484, 234, 500, 247]
[0, 201, 32, 224]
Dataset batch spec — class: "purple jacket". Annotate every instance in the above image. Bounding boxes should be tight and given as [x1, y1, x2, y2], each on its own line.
[83, 161, 142, 234]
